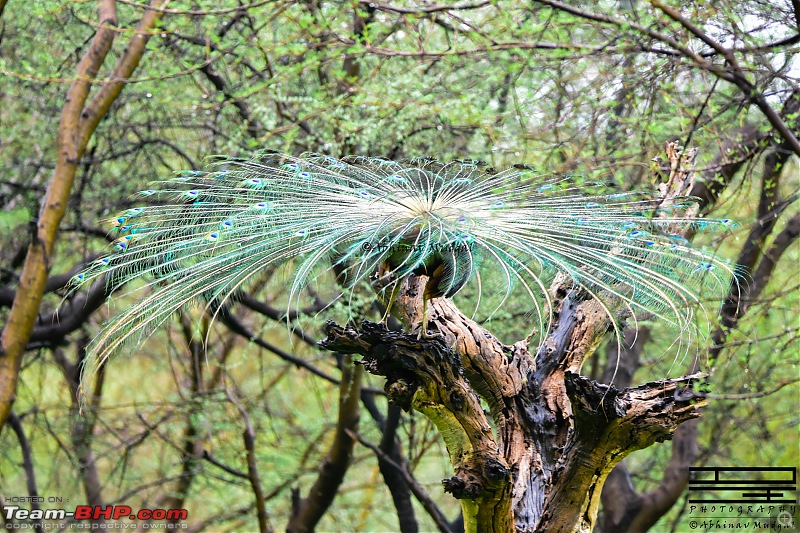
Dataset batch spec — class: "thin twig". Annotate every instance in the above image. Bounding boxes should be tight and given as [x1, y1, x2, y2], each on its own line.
[347, 429, 453, 533]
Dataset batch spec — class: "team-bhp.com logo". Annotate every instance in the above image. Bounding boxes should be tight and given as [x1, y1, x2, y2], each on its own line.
[3, 505, 188, 530]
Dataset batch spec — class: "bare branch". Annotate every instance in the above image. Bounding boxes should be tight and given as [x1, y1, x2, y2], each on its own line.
[360, 0, 490, 14]
[287, 355, 363, 533]
[0, 0, 119, 429]
[349, 428, 452, 533]
[8, 411, 42, 531]
[216, 306, 383, 395]
[649, 0, 800, 157]
[225, 387, 273, 533]
[77, 0, 171, 149]
[115, 0, 271, 15]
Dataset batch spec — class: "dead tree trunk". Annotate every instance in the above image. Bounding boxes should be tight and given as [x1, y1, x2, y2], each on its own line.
[321, 144, 709, 532]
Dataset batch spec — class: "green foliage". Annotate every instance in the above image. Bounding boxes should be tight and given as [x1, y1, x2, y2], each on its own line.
[0, 0, 797, 530]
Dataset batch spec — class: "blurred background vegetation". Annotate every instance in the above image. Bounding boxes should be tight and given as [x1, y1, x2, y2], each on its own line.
[0, 0, 797, 531]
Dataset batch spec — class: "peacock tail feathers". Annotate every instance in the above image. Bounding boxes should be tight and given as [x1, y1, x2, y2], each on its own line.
[70, 152, 738, 374]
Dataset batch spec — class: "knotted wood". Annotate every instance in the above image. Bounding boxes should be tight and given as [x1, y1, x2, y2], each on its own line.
[322, 281, 707, 532]
[321, 143, 710, 532]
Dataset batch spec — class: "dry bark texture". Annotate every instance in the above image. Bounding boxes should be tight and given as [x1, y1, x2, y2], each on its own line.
[321, 143, 710, 532]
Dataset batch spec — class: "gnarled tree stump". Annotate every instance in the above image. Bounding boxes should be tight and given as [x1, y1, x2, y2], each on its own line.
[320, 144, 709, 532]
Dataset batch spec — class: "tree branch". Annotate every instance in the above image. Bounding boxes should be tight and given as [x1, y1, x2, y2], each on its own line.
[649, 0, 800, 157]
[530, 0, 800, 156]
[7, 411, 42, 531]
[0, 0, 119, 429]
[349, 427, 452, 533]
[77, 0, 171, 149]
[225, 387, 272, 533]
[287, 355, 363, 533]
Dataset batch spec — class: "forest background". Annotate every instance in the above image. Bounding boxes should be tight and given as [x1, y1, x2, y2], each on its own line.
[0, 0, 798, 531]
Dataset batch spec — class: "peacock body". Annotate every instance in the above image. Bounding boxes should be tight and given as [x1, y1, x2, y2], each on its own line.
[70, 152, 736, 368]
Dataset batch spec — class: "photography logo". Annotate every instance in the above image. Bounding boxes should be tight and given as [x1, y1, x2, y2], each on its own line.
[687, 467, 797, 532]
[688, 467, 797, 504]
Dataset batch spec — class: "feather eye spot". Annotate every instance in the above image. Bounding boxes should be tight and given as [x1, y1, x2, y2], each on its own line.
[70, 273, 85, 285]
[139, 190, 156, 197]
[111, 235, 134, 251]
[78, 153, 737, 365]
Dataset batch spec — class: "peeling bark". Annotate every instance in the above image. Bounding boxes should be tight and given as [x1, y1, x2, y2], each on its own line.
[320, 144, 712, 532]
[322, 308, 707, 532]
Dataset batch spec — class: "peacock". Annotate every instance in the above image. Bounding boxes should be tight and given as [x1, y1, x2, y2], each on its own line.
[69, 152, 737, 375]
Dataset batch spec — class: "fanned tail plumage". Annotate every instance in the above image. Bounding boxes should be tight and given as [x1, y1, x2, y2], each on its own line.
[69, 152, 738, 376]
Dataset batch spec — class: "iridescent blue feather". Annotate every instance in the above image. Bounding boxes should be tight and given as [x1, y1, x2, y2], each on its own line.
[70, 152, 737, 371]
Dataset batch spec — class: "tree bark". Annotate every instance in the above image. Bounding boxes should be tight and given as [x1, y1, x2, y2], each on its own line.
[322, 311, 706, 532]
[0, 0, 169, 430]
[320, 143, 711, 532]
